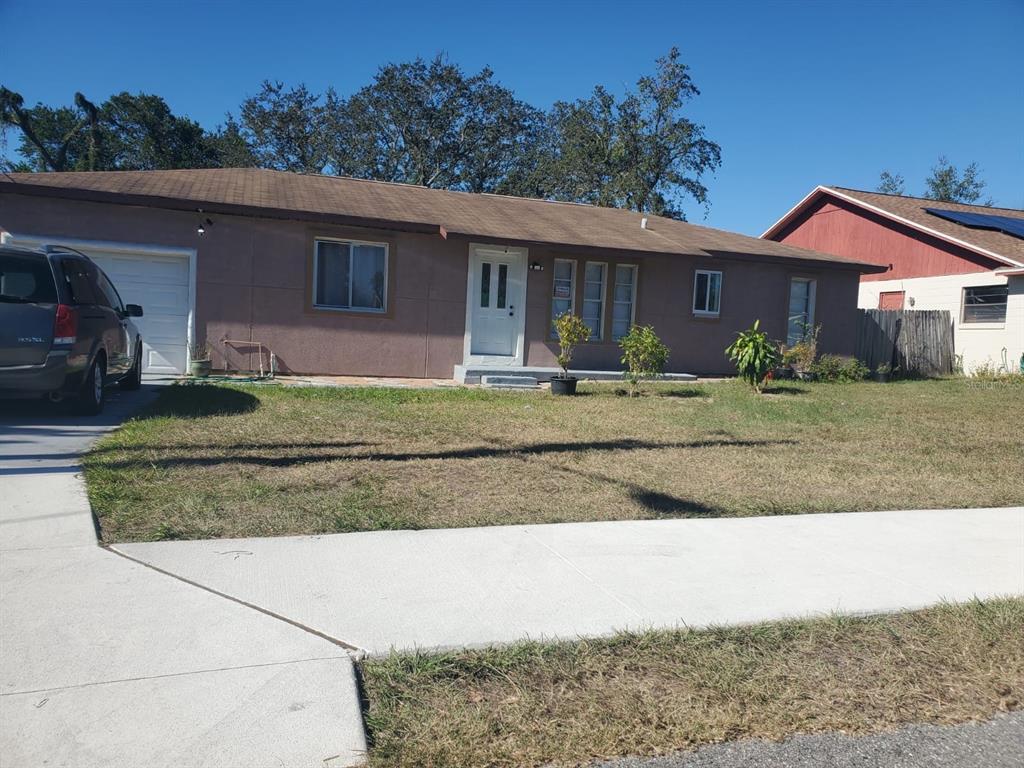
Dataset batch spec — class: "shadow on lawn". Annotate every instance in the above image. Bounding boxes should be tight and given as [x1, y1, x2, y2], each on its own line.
[97, 437, 797, 471]
[145, 384, 260, 419]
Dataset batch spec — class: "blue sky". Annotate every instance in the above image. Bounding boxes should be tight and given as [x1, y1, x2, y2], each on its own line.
[2, 0, 1021, 235]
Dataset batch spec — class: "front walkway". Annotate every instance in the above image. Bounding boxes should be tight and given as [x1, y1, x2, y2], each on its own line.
[0, 385, 366, 768]
[115, 507, 1024, 655]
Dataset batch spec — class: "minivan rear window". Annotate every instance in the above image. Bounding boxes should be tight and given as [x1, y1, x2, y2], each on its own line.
[0, 253, 58, 303]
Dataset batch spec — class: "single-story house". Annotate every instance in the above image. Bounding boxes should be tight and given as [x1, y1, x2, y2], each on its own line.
[762, 186, 1024, 373]
[0, 169, 881, 380]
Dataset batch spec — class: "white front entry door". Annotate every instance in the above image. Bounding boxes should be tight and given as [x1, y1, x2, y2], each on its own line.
[467, 245, 526, 361]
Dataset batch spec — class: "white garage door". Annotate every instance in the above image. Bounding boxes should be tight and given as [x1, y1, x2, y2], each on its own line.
[4, 236, 192, 374]
[86, 250, 190, 374]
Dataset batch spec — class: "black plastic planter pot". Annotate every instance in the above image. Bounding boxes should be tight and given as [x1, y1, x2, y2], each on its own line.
[550, 376, 578, 396]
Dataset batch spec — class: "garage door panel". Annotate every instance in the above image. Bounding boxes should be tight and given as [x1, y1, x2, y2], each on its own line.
[139, 314, 187, 346]
[89, 253, 189, 285]
[146, 344, 187, 375]
[124, 284, 189, 318]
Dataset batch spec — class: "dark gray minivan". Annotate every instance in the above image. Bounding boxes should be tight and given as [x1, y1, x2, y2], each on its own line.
[0, 244, 144, 414]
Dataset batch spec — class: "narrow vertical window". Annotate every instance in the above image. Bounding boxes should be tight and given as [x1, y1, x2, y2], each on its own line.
[551, 259, 575, 336]
[787, 277, 816, 345]
[496, 264, 508, 309]
[612, 265, 637, 340]
[480, 262, 491, 307]
[582, 262, 607, 340]
[692, 270, 722, 316]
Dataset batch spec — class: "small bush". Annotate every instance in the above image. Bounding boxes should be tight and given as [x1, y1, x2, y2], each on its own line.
[619, 325, 670, 397]
[811, 354, 870, 383]
[553, 312, 591, 378]
[725, 320, 780, 393]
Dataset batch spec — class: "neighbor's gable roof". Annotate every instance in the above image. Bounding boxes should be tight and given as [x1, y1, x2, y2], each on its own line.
[0, 168, 880, 270]
[761, 185, 1024, 269]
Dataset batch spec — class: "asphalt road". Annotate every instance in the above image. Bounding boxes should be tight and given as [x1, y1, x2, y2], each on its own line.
[595, 712, 1024, 768]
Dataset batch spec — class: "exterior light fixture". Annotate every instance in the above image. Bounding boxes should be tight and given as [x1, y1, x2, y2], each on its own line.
[197, 209, 213, 236]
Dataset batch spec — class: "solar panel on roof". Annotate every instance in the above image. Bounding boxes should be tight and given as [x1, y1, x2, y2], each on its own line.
[924, 207, 1024, 240]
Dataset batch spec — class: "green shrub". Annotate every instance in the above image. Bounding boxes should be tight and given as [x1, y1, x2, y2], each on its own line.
[811, 354, 870, 382]
[553, 312, 591, 378]
[725, 320, 780, 393]
[619, 325, 670, 397]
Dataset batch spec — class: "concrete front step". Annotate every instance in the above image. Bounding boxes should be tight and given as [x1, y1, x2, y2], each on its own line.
[480, 375, 540, 389]
[456, 364, 697, 385]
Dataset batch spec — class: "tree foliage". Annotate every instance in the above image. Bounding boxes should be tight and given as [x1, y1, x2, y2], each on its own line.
[1, 86, 253, 171]
[329, 55, 545, 192]
[924, 156, 992, 205]
[2, 49, 721, 218]
[238, 81, 331, 173]
[876, 170, 905, 195]
[536, 48, 721, 219]
[875, 156, 993, 205]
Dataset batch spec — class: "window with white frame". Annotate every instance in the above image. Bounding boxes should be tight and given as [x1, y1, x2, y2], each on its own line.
[550, 259, 575, 336]
[962, 284, 1008, 324]
[787, 277, 816, 345]
[612, 264, 637, 340]
[582, 262, 607, 340]
[692, 270, 722, 316]
[314, 239, 388, 312]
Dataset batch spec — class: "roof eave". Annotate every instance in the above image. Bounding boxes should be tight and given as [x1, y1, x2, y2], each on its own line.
[0, 179, 446, 237]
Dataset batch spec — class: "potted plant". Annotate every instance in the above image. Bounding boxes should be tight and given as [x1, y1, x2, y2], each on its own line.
[188, 341, 213, 378]
[774, 343, 796, 379]
[725, 319, 780, 393]
[619, 325, 670, 397]
[874, 362, 893, 383]
[789, 323, 819, 380]
[551, 312, 590, 395]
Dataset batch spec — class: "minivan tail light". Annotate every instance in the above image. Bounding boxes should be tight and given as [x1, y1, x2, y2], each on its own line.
[54, 304, 78, 344]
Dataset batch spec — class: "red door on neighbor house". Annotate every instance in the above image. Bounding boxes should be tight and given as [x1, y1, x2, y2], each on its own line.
[878, 291, 905, 310]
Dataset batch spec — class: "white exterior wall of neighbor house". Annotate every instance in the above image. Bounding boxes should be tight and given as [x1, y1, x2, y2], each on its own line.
[858, 272, 1024, 373]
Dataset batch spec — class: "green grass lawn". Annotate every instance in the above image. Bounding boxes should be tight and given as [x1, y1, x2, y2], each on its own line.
[360, 598, 1024, 767]
[83, 377, 1024, 542]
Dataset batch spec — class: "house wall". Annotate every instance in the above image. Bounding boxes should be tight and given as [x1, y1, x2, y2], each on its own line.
[773, 196, 1002, 281]
[858, 272, 1024, 373]
[1, 193, 864, 378]
[523, 248, 863, 374]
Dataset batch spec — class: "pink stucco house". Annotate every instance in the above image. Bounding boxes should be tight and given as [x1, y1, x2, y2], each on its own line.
[0, 169, 882, 380]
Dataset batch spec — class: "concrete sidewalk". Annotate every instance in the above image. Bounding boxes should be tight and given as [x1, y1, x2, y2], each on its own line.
[0, 387, 366, 768]
[116, 506, 1024, 655]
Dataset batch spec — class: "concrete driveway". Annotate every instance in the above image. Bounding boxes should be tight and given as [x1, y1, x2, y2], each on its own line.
[0, 381, 366, 768]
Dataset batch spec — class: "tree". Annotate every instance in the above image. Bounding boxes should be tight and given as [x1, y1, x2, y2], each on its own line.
[238, 81, 330, 173]
[924, 156, 992, 205]
[538, 48, 721, 219]
[876, 170, 905, 195]
[328, 55, 544, 192]
[1, 87, 100, 171]
[1, 87, 253, 171]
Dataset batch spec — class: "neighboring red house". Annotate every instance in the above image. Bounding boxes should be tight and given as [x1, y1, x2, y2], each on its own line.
[0, 169, 880, 381]
[762, 186, 1024, 373]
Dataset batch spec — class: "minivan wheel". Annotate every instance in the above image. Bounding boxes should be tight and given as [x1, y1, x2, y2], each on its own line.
[121, 345, 143, 391]
[76, 357, 106, 416]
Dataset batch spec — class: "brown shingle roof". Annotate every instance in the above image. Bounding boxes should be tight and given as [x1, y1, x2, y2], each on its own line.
[764, 185, 1024, 268]
[0, 168, 878, 270]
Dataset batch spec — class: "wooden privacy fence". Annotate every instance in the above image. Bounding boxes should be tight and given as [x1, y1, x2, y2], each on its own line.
[855, 309, 954, 376]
